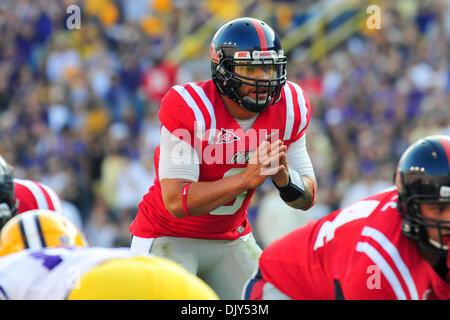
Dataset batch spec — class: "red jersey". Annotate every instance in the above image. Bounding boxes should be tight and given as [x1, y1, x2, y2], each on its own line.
[256, 188, 450, 300]
[14, 179, 63, 214]
[130, 79, 311, 240]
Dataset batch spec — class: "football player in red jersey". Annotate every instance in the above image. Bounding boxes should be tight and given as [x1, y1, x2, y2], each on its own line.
[13, 179, 63, 215]
[0, 156, 68, 230]
[244, 135, 450, 300]
[129, 17, 317, 299]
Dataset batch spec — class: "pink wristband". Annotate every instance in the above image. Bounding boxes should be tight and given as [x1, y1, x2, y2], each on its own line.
[182, 184, 191, 217]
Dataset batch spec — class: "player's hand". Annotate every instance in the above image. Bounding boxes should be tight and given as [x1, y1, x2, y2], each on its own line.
[271, 145, 289, 187]
[242, 140, 287, 189]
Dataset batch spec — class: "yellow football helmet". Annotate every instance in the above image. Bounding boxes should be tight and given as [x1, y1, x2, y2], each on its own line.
[0, 209, 88, 256]
[68, 255, 219, 300]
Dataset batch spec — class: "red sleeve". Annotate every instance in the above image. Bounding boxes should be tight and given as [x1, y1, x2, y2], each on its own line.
[158, 87, 198, 148]
[259, 220, 333, 299]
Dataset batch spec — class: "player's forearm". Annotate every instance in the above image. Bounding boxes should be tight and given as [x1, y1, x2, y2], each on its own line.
[186, 176, 250, 216]
[160, 174, 249, 218]
[284, 175, 317, 210]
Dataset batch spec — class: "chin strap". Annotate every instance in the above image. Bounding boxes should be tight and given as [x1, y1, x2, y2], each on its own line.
[240, 96, 270, 113]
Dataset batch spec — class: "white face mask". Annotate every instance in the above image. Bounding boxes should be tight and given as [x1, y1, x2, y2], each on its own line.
[428, 238, 449, 250]
[0, 203, 12, 222]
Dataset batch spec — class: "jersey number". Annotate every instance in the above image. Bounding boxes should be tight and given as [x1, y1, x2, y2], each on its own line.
[210, 168, 248, 215]
[313, 200, 380, 250]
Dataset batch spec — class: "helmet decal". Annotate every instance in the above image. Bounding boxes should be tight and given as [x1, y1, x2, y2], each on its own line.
[440, 186, 450, 198]
[438, 136, 450, 167]
[17, 211, 47, 249]
[248, 18, 268, 51]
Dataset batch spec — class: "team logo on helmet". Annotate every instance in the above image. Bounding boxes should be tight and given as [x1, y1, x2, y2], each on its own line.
[210, 44, 220, 63]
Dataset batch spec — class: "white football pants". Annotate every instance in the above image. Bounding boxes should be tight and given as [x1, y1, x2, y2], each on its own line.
[131, 233, 262, 300]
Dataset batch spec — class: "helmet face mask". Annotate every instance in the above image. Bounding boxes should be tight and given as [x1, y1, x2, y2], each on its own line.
[0, 156, 17, 229]
[396, 135, 450, 255]
[400, 195, 450, 253]
[211, 18, 287, 113]
[0, 202, 16, 230]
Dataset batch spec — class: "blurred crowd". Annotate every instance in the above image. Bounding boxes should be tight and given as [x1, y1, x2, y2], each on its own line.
[0, 0, 448, 248]
[255, 0, 450, 247]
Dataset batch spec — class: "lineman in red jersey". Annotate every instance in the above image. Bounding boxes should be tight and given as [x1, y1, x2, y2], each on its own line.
[130, 17, 317, 299]
[13, 179, 63, 214]
[245, 135, 450, 300]
[0, 155, 72, 230]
